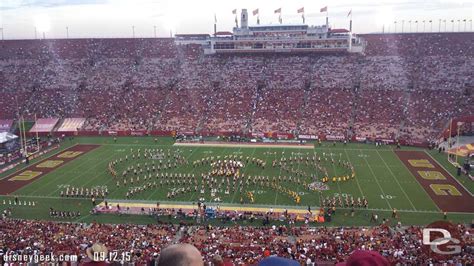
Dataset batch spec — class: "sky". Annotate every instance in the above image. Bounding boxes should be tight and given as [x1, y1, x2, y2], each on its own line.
[0, 0, 472, 39]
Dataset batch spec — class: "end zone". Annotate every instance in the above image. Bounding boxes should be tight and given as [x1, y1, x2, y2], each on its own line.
[0, 144, 100, 195]
[395, 150, 474, 213]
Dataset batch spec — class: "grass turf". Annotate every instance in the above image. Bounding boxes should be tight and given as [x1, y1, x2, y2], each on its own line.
[0, 137, 472, 226]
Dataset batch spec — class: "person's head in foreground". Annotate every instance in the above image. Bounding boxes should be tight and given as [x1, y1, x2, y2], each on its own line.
[157, 244, 204, 266]
[336, 250, 390, 266]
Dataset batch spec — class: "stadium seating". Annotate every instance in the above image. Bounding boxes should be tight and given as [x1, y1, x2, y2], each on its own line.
[0, 33, 473, 143]
[0, 219, 471, 265]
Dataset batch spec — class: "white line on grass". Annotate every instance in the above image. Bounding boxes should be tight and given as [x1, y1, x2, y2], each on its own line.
[230, 146, 253, 204]
[359, 149, 392, 210]
[19, 145, 107, 196]
[343, 150, 366, 198]
[273, 147, 287, 205]
[375, 150, 417, 211]
[394, 152, 442, 212]
[7, 194, 472, 215]
[424, 151, 473, 197]
[327, 148, 344, 200]
[0, 143, 77, 181]
[44, 147, 115, 196]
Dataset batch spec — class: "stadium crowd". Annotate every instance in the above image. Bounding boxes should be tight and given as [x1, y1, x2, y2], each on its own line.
[0, 218, 472, 265]
[0, 33, 472, 142]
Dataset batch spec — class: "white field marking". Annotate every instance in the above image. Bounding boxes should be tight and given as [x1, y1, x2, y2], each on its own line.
[424, 151, 473, 197]
[327, 148, 344, 199]
[142, 146, 203, 201]
[0, 143, 78, 181]
[6, 194, 466, 214]
[359, 149, 392, 210]
[394, 151, 442, 212]
[273, 147, 287, 205]
[174, 142, 314, 149]
[124, 146, 204, 201]
[228, 146, 246, 203]
[343, 149, 366, 198]
[375, 150, 417, 211]
[19, 145, 105, 196]
[44, 147, 115, 196]
[230, 147, 260, 204]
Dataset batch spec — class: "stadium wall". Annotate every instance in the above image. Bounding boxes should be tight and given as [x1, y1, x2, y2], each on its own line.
[38, 130, 430, 148]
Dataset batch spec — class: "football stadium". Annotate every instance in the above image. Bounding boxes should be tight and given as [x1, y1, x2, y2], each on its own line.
[0, 1, 473, 265]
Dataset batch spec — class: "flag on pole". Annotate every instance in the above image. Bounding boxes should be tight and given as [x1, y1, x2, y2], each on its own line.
[253, 9, 259, 16]
[320, 6, 327, 12]
[347, 9, 352, 17]
[274, 8, 281, 14]
[232, 9, 237, 15]
[297, 7, 304, 13]
[214, 14, 217, 23]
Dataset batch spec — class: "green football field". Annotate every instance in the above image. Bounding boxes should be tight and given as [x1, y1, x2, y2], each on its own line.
[0, 137, 472, 226]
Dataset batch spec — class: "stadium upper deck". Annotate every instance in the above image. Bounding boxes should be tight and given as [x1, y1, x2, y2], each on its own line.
[0, 33, 472, 144]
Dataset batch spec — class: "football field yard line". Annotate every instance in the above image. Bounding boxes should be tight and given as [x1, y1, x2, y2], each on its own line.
[343, 150, 366, 198]
[29, 146, 108, 195]
[424, 151, 473, 197]
[184, 147, 222, 202]
[138, 146, 204, 201]
[328, 150, 344, 199]
[359, 149, 392, 210]
[45, 147, 116, 196]
[375, 150, 417, 210]
[77, 148, 134, 190]
[395, 151, 442, 213]
[230, 147, 254, 204]
[273, 148, 285, 205]
[15, 145, 106, 196]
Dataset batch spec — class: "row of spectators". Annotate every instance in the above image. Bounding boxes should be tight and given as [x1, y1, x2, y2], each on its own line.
[0, 218, 471, 265]
[0, 33, 472, 142]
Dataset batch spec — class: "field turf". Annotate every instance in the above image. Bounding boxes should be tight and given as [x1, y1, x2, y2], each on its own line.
[0, 137, 472, 226]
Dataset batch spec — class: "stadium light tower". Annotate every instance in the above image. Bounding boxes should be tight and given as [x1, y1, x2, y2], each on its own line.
[394, 21, 397, 33]
[423, 20, 425, 32]
[438, 19, 441, 32]
[401, 20, 404, 33]
[66, 26, 69, 39]
[132, 25, 135, 38]
[457, 20, 460, 31]
[0, 28, 3, 40]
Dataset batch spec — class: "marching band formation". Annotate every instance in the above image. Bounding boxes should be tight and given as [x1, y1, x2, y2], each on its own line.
[103, 148, 364, 207]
